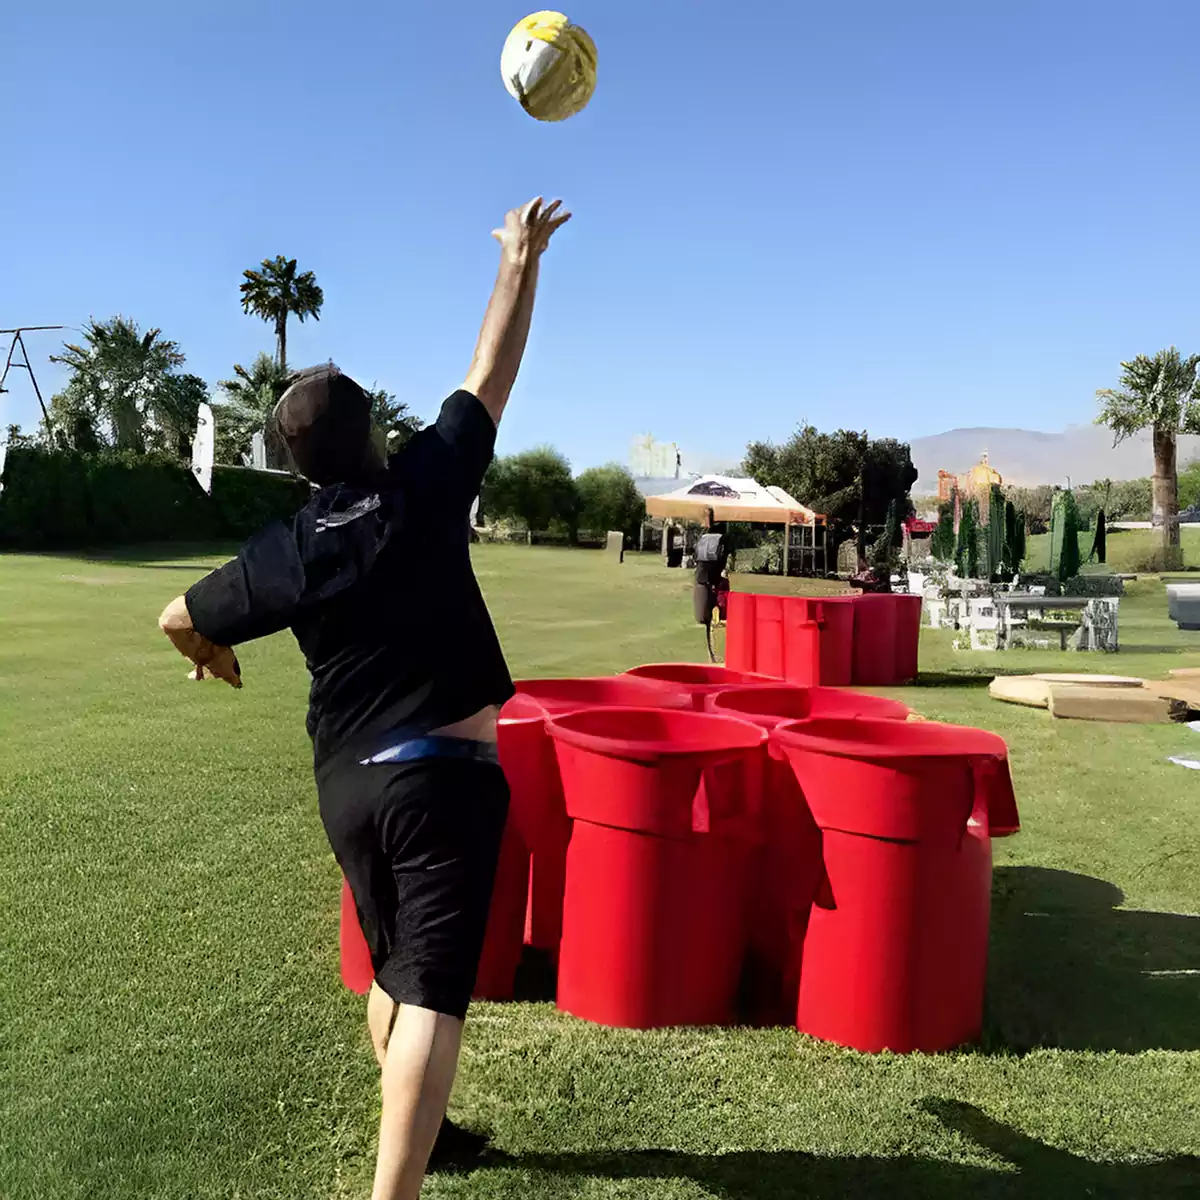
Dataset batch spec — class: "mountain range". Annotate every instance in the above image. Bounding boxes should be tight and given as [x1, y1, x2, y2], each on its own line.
[908, 424, 1200, 493]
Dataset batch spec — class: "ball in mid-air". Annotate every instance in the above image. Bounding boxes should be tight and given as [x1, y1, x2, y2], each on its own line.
[501, 11, 597, 123]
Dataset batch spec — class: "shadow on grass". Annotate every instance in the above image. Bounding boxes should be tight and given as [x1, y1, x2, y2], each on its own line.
[1119, 643, 1199, 655]
[491, 1102, 1200, 1197]
[986, 867, 1200, 1053]
[14, 542, 240, 568]
[911, 672, 997, 689]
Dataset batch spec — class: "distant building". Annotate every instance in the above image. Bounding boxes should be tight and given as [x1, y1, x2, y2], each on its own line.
[937, 451, 1003, 502]
[631, 434, 681, 480]
[938, 452, 1004, 526]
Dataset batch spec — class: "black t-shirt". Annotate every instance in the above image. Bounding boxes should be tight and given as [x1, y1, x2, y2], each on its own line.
[185, 390, 515, 766]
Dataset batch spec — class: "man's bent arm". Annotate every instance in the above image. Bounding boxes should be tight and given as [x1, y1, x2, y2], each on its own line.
[159, 595, 242, 687]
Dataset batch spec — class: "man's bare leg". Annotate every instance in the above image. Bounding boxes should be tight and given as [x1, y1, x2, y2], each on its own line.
[368, 981, 398, 1070]
[366, 985, 465, 1200]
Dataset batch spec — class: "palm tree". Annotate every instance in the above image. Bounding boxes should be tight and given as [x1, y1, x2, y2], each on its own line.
[1096, 347, 1200, 566]
[49, 317, 186, 452]
[239, 256, 323, 373]
[214, 352, 291, 465]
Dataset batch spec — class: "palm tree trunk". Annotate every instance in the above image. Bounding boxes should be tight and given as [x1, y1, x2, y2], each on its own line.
[276, 316, 287, 375]
[1152, 422, 1180, 562]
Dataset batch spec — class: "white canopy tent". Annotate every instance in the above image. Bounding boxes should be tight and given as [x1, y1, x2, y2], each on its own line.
[644, 475, 827, 575]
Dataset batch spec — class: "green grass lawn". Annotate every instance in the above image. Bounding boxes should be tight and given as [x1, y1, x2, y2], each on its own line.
[1, 546, 1198, 1199]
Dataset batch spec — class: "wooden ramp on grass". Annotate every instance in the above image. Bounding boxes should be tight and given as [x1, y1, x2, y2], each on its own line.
[988, 674, 1144, 712]
[1048, 685, 1175, 724]
[989, 673, 1192, 723]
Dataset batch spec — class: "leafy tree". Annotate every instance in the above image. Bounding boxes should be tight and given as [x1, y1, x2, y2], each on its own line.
[149, 373, 209, 459]
[3, 424, 35, 451]
[862, 439, 919, 530]
[930, 499, 956, 561]
[482, 447, 579, 532]
[1053, 490, 1082, 582]
[574, 464, 646, 539]
[1004, 500, 1021, 572]
[365, 386, 424, 451]
[1091, 510, 1107, 565]
[1010, 505, 1027, 570]
[1177, 458, 1200, 511]
[743, 426, 916, 559]
[46, 384, 104, 453]
[239, 255, 324, 373]
[48, 317, 192, 454]
[1096, 347, 1200, 567]
[986, 483, 1007, 578]
[214, 353, 291, 465]
[1107, 476, 1153, 521]
[869, 498, 903, 574]
[1005, 484, 1055, 534]
[955, 498, 980, 579]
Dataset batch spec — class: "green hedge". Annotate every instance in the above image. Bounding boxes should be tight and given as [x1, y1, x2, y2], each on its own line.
[0, 448, 310, 547]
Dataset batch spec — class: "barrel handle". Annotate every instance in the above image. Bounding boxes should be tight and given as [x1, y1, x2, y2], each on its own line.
[966, 755, 1020, 839]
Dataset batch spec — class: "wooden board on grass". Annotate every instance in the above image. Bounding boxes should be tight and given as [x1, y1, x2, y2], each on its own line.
[989, 676, 1054, 709]
[1031, 674, 1145, 687]
[1048, 685, 1173, 724]
[1144, 680, 1200, 711]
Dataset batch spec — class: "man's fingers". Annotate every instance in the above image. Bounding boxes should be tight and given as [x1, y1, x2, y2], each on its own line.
[541, 199, 563, 221]
[547, 211, 572, 232]
[521, 197, 543, 224]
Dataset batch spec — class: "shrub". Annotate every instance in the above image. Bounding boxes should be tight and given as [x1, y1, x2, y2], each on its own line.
[0, 447, 308, 547]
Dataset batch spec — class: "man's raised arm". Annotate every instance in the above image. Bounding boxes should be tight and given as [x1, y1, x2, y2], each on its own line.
[463, 197, 571, 426]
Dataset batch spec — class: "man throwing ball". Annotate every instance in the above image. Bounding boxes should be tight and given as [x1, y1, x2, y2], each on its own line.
[159, 197, 570, 1199]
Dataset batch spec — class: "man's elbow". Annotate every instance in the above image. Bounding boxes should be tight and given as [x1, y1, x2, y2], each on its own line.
[159, 595, 193, 633]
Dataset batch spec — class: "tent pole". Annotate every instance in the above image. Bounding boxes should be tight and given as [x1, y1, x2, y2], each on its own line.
[783, 516, 790, 576]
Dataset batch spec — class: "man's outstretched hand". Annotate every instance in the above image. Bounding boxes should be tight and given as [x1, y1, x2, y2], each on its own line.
[492, 197, 571, 266]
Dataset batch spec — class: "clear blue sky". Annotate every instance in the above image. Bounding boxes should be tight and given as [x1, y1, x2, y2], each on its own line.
[4, 0, 1199, 471]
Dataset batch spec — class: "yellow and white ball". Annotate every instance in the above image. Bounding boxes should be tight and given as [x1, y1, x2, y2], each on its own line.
[501, 11, 597, 123]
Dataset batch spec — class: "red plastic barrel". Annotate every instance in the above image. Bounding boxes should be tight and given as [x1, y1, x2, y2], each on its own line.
[773, 717, 1020, 1053]
[339, 877, 374, 995]
[548, 707, 767, 1028]
[624, 662, 774, 711]
[699, 684, 904, 1022]
[501, 679, 696, 956]
[472, 817, 531, 1000]
[851, 593, 898, 686]
[725, 591, 756, 674]
[516, 675, 694, 714]
[706, 684, 910, 727]
[722, 593, 821, 685]
[893, 594, 923, 683]
[790, 597, 857, 687]
[498, 697, 571, 957]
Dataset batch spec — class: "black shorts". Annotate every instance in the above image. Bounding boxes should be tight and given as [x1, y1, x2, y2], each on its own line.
[316, 746, 510, 1020]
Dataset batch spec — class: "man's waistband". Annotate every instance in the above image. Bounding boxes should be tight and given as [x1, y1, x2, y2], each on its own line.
[359, 734, 500, 768]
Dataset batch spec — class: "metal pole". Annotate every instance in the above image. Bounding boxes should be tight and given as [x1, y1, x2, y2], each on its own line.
[0, 327, 64, 432]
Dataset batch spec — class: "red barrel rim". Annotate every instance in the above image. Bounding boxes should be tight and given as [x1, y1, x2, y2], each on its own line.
[625, 663, 775, 688]
[513, 676, 694, 714]
[772, 716, 1008, 760]
[548, 706, 767, 762]
[711, 685, 911, 724]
